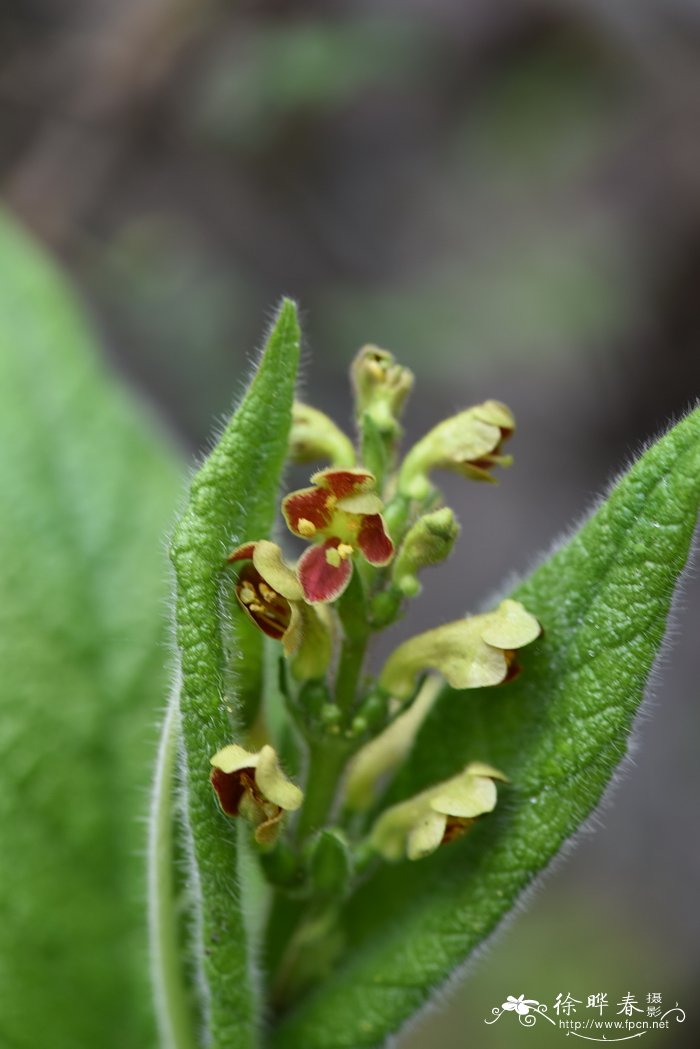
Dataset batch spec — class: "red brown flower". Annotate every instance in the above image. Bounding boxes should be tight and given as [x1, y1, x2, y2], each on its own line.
[282, 468, 394, 603]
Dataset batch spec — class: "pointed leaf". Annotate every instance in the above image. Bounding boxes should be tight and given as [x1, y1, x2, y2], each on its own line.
[0, 213, 181, 1049]
[170, 301, 300, 1049]
[271, 408, 700, 1049]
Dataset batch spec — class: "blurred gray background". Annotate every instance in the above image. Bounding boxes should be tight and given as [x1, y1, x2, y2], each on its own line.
[2, 0, 699, 1044]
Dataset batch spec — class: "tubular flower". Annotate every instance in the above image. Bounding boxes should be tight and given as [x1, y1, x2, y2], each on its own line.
[228, 539, 331, 679]
[398, 400, 515, 499]
[345, 679, 441, 811]
[210, 743, 303, 846]
[379, 599, 542, 700]
[370, 762, 507, 861]
[288, 402, 356, 468]
[282, 468, 394, 604]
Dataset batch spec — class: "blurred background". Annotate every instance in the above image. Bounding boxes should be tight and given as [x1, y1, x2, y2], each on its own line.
[2, 0, 699, 1044]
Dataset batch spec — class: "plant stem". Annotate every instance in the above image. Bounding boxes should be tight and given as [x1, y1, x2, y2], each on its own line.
[296, 738, 353, 840]
[334, 570, 370, 719]
[147, 686, 199, 1049]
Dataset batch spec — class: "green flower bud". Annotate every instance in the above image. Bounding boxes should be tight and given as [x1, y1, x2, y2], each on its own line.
[320, 703, 342, 732]
[378, 599, 541, 700]
[398, 400, 515, 500]
[289, 402, 356, 467]
[351, 345, 414, 438]
[392, 507, 460, 596]
[260, 837, 301, 888]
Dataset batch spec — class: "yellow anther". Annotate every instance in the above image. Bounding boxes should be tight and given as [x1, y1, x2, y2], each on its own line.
[337, 543, 354, 560]
[239, 583, 257, 605]
[298, 518, 317, 537]
[259, 582, 277, 602]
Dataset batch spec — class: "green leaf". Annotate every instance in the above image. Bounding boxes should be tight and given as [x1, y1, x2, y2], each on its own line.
[170, 301, 300, 1049]
[0, 213, 182, 1049]
[270, 408, 700, 1049]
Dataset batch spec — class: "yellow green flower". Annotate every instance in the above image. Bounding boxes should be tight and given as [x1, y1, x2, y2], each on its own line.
[210, 743, 303, 846]
[228, 539, 331, 679]
[288, 401, 356, 467]
[345, 679, 440, 811]
[379, 598, 541, 700]
[370, 762, 507, 861]
[398, 400, 515, 499]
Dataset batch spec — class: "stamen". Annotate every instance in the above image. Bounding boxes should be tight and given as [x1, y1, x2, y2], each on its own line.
[337, 543, 354, 560]
[325, 547, 342, 567]
[298, 518, 317, 537]
[259, 582, 277, 602]
[239, 583, 257, 605]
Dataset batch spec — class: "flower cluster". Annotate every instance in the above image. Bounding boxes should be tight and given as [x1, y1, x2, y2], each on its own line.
[210, 344, 541, 873]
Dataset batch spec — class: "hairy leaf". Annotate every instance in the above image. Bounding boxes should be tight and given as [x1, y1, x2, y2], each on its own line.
[271, 408, 700, 1049]
[170, 301, 300, 1049]
[0, 213, 181, 1049]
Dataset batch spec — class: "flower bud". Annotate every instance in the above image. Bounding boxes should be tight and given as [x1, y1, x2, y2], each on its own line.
[398, 400, 515, 500]
[289, 402, 356, 468]
[378, 599, 541, 700]
[351, 345, 414, 438]
[391, 507, 460, 596]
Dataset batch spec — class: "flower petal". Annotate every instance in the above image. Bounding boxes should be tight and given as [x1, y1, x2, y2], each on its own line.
[210, 743, 259, 774]
[252, 539, 304, 601]
[297, 540, 353, 604]
[227, 541, 257, 563]
[311, 467, 376, 500]
[465, 761, 509, 782]
[210, 766, 250, 816]
[357, 514, 394, 566]
[406, 810, 447, 860]
[480, 599, 541, 649]
[255, 745, 303, 811]
[282, 601, 304, 656]
[472, 399, 515, 433]
[430, 773, 498, 819]
[254, 809, 285, 846]
[336, 491, 384, 515]
[282, 485, 333, 536]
